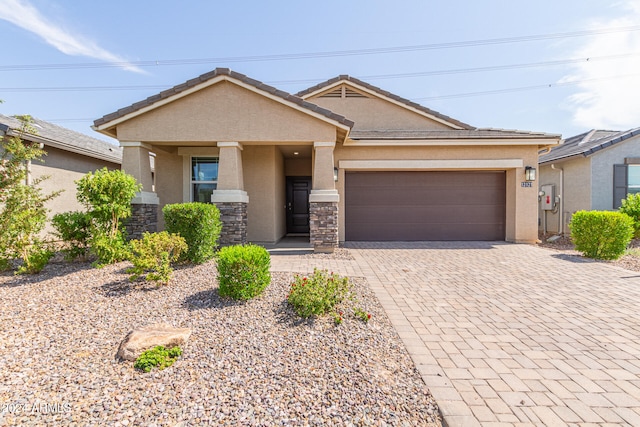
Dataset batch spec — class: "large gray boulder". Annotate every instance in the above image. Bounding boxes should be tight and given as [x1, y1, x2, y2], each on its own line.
[117, 323, 191, 361]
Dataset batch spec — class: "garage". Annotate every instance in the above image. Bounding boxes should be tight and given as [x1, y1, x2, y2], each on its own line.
[345, 171, 506, 241]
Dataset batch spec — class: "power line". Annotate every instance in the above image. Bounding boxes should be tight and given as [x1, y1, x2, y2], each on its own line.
[412, 73, 640, 101]
[2, 52, 637, 93]
[42, 72, 640, 124]
[1, 25, 639, 72]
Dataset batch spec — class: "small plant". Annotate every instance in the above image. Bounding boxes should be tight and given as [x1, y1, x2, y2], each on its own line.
[620, 193, 640, 237]
[354, 307, 372, 323]
[217, 244, 271, 300]
[128, 231, 187, 285]
[51, 211, 92, 260]
[333, 311, 343, 325]
[134, 345, 182, 373]
[570, 210, 634, 260]
[163, 203, 221, 264]
[90, 231, 131, 267]
[16, 244, 54, 275]
[287, 269, 352, 318]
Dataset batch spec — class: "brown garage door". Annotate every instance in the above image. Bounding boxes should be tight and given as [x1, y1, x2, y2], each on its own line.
[345, 171, 506, 241]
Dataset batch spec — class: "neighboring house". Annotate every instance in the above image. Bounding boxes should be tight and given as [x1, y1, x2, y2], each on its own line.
[0, 114, 122, 229]
[93, 68, 560, 252]
[538, 128, 640, 235]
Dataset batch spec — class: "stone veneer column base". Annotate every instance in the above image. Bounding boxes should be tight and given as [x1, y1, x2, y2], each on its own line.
[126, 203, 158, 240]
[310, 201, 338, 253]
[215, 202, 248, 246]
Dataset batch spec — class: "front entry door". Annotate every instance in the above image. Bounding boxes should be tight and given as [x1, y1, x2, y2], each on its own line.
[286, 177, 311, 234]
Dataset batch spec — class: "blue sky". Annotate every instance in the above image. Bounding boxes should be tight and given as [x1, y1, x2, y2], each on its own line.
[0, 0, 639, 144]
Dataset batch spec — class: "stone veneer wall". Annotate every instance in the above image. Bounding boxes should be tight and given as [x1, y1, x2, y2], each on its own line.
[125, 203, 158, 240]
[216, 202, 248, 246]
[309, 201, 338, 252]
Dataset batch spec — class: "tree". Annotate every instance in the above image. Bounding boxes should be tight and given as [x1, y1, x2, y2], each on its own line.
[0, 115, 60, 273]
[75, 168, 141, 266]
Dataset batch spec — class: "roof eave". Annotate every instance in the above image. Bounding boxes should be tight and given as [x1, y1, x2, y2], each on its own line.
[5, 128, 122, 164]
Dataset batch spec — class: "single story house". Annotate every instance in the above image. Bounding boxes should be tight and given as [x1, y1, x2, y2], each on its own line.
[539, 127, 640, 235]
[93, 68, 560, 251]
[0, 114, 123, 231]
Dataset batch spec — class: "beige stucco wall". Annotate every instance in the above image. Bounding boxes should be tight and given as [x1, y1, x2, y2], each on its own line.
[243, 145, 286, 243]
[538, 158, 591, 235]
[284, 158, 312, 176]
[154, 147, 184, 230]
[30, 146, 120, 234]
[116, 81, 337, 143]
[309, 88, 452, 131]
[274, 149, 286, 239]
[334, 143, 540, 243]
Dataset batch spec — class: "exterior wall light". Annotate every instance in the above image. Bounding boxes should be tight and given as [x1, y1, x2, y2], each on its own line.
[333, 167, 339, 182]
[525, 166, 537, 181]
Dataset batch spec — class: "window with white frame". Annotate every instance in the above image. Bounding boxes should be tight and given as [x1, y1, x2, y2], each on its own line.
[191, 157, 218, 203]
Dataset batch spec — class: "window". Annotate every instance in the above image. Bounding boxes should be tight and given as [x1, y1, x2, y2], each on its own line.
[191, 157, 218, 203]
[614, 163, 640, 208]
[629, 165, 640, 195]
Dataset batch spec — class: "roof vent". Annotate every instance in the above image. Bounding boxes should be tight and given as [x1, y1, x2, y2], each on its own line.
[319, 85, 369, 99]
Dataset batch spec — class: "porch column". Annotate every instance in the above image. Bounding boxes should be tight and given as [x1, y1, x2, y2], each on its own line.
[121, 142, 159, 240]
[310, 141, 339, 253]
[211, 142, 249, 246]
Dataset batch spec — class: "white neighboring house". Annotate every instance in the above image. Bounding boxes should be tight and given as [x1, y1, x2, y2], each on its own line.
[0, 114, 123, 231]
[538, 128, 640, 234]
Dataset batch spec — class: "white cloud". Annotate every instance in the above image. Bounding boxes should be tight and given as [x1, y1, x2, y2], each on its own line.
[0, 0, 144, 73]
[563, 0, 640, 130]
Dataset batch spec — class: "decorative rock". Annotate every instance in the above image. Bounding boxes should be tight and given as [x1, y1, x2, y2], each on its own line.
[116, 323, 191, 361]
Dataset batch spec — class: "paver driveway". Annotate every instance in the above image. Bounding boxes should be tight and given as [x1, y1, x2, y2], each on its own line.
[270, 242, 640, 427]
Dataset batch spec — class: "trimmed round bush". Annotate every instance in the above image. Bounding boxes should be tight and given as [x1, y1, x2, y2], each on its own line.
[217, 244, 271, 300]
[162, 202, 221, 264]
[569, 210, 634, 260]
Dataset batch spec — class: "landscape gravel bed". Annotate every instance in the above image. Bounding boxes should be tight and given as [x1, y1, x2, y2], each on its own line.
[538, 234, 640, 273]
[0, 259, 440, 426]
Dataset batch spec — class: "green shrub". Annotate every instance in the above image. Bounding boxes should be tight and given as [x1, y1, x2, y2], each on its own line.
[619, 193, 640, 237]
[569, 210, 634, 260]
[16, 244, 54, 275]
[163, 203, 221, 264]
[51, 211, 92, 260]
[134, 345, 182, 373]
[128, 232, 187, 285]
[287, 268, 352, 318]
[0, 115, 60, 274]
[75, 168, 141, 239]
[90, 231, 131, 267]
[217, 244, 270, 300]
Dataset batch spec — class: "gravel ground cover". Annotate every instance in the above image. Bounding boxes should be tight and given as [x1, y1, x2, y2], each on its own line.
[0, 257, 440, 426]
[538, 233, 640, 273]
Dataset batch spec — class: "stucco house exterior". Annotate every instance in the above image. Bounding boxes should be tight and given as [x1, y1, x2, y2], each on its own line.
[538, 128, 640, 235]
[93, 68, 560, 251]
[0, 114, 122, 229]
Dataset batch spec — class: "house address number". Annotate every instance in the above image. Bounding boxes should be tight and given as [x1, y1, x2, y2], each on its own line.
[521, 182, 533, 188]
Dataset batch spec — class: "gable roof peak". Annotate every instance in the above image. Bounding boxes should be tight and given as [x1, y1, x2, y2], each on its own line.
[541, 127, 640, 164]
[296, 74, 474, 130]
[93, 68, 354, 135]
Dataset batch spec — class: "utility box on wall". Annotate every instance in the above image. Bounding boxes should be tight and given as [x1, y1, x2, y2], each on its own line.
[540, 184, 555, 211]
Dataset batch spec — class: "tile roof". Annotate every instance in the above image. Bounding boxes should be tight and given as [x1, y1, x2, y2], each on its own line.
[296, 75, 475, 130]
[350, 129, 560, 140]
[539, 128, 640, 164]
[93, 68, 354, 130]
[0, 114, 122, 164]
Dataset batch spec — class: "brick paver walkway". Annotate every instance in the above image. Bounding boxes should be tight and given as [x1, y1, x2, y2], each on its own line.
[270, 242, 640, 426]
